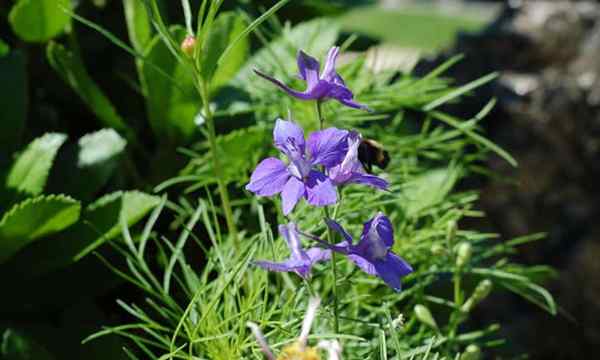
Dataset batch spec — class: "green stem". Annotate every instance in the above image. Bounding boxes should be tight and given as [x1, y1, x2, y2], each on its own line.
[316, 99, 340, 333]
[200, 81, 239, 246]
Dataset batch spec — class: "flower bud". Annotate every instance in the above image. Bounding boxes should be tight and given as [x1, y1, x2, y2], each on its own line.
[180, 35, 197, 56]
[414, 304, 438, 330]
[446, 220, 457, 244]
[461, 279, 493, 313]
[431, 243, 445, 256]
[460, 344, 481, 360]
[455, 242, 472, 268]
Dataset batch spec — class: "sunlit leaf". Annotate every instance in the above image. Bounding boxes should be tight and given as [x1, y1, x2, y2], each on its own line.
[8, 0, 71, 43]
[0, 194, 81, 263]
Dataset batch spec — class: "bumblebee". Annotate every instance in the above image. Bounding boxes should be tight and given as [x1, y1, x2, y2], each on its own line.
[358, 139, 390, 173]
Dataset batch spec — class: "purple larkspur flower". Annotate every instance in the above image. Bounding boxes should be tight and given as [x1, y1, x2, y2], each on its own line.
[326, 212, 413, 291]
[254, 46, 370, 111]
[245, 119, 349, 214]
[329, 131, 388, 190]
[253, 223, 331, 279]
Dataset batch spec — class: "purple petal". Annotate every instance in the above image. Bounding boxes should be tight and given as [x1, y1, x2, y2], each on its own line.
[305, 170, 337, 207]
[273, 119, 305, 155]
[361, 212, 394, 249]
[348, 254, 377, 275]
[372, 253, 413, 291]
[254, 69, 314, 100]
[328, 83, 354, 101]
[254, 259, 311, 279]
[321, 47, 340, 82]
[279, 222, 304, 260]
[297, 50, 320, 89]
[338, 98, 372, 112]
[307, 128, 349, 167]
[347, 173, 389, 190]
[306, 247, 332, 263]
[281, 177, 306, 215]
[246, 157, 290, 196]
[325, 219, 354, 244]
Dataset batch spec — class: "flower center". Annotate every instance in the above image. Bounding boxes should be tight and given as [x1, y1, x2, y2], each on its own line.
[285, 137, 312, 179]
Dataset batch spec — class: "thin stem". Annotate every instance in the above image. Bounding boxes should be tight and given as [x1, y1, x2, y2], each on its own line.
[315, 99, 340, 333]
[200, 81, 239, 246]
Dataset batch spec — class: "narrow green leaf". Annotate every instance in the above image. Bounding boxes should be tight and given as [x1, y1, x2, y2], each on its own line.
[423, 72, 498, 111]
[46, 42, 132, 136]
[8, 0, 71, 42]
[0, 194, 81, 263]
[0, 50, 27, 156]
[124, 0, 153, 53]
[208, 13, 249, 93]
[6, 133, 67, 197]
[141, 26, 200, 144]
[217, 0, 290, 66]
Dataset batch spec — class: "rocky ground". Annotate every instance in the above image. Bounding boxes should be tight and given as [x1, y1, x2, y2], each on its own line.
[414, 1, 600, 357]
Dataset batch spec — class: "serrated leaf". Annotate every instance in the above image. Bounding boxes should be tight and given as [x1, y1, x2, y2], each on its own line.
[123, 0, 152, 54]
[0, 194, 81, 263]
[0, 191, 160, 278]
[401, 166, 460, 217]
[6, 133, 67, 197]
[234, 18, 340, 87]
[46, 129, 126, 201]
[0, 50, 27, 157]
[141, 26, 200, 144]
[46, 42, 131, 136]
[198, 12, 249, 93]
[8, 0, 71, 43]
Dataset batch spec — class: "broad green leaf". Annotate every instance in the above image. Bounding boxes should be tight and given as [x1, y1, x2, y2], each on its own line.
[141, 26, 200, 144]
[46, 129, 127, 201]
[8, 0, 71, 43]
[123, 0, 152, 54]
[234, 18, 340, 87]
[0, 50, 27, 156]
[400, 166, 460, 217]
[6, 133, 67, 197]
[1, 328, 55, 360]
[46, 42, 132, 136]
[0, 194, 81, 263]
[1, 191, 160, 278]
[198, 12, 249, 92]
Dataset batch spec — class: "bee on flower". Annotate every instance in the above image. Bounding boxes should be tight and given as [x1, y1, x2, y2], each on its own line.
[247, 297, 342, 360]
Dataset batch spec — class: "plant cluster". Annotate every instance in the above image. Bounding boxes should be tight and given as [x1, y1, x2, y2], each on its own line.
[0, 1, 556, 359]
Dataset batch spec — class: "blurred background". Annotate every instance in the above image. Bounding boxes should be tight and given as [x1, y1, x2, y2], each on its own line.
[2, 0, 599, 358]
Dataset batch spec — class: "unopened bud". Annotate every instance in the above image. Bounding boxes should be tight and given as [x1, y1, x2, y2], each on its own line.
[461, 279, 493, 313]
[431, 243, 445, 256]
[456, 242, 472, 268]
[181, 35, 197, 56]
[460, 344, 481, 360]
[414, 304, 438, 330]
[446, 220, 457, 244]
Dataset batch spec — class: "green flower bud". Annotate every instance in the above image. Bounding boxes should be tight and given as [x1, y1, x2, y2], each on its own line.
[461, 279, 493, 313]
[456, 242, 472, 268]
[431, 243, 445, 256]
[460, 344, 481, 360]
[446, 220, 457, 244]
[414, 304, 438, 330]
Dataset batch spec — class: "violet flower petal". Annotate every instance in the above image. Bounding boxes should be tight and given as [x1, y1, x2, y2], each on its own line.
[307, 128, 349, 167]
[253, 259, 310, 279]
[246, 157, 290, 196]
[305, 170, 337, 206]
[325, 219, 354, 244]
[281, 177, 306, 215]
[346, 173, 389, 190]
[348, 254, 377, 275]
[254, 69, 315, 100]
[297, 50, 320, 89]
[321, 47, 340, 82]
[360, 212, 394, 250]
[305, 247, 332, 263]
[273, 119, 306, 156]
[373, 253, 413, 292]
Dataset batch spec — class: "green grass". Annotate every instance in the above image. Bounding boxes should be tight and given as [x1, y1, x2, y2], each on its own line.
[338, 5, 488, 51]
